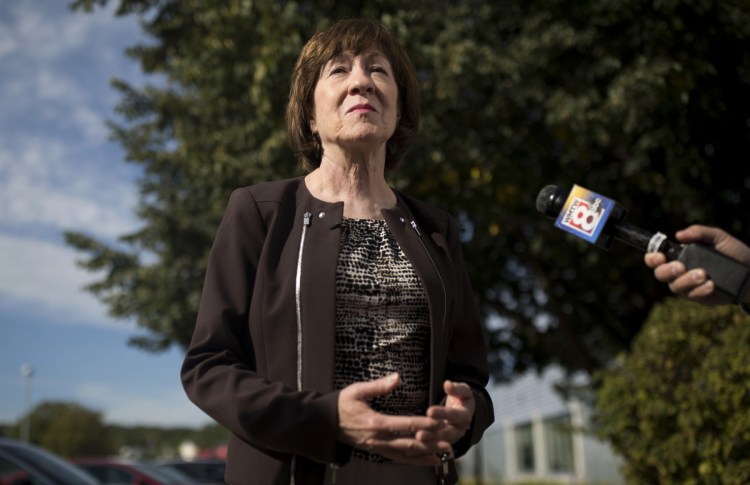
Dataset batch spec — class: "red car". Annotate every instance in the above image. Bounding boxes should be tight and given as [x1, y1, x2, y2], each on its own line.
[73, 457, 200, 485]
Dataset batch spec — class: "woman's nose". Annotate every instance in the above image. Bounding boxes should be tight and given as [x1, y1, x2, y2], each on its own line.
[348, 67, 374, 94]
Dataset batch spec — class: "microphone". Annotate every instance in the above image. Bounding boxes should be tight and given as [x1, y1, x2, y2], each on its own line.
[536, 184, 750, 303]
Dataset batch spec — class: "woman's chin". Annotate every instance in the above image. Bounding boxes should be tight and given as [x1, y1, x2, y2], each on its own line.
[336, 129, 391, 149]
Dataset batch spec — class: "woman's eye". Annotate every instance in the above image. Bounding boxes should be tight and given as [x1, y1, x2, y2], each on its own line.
[371, 65, 388, 74]
[330, 66, 347, 74]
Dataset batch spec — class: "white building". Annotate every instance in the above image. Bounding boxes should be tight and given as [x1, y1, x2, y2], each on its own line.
[459, 367, 624, 484]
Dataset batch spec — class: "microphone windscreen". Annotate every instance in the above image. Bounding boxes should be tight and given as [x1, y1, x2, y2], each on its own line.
[536, 185, 561, 216]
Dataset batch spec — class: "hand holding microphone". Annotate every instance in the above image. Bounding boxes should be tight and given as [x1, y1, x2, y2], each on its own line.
[644, 225, 750, 306]
[536, 184, 750, 306]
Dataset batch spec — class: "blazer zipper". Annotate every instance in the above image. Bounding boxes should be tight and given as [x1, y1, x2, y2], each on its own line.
[438, 452, 450, 484]
[410, 220, 452, 483]
[291, 211, 312, 485]
[296, 211, 312, 391]
[410, 220, 448, 337]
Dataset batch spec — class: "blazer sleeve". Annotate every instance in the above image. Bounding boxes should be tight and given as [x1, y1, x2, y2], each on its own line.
[443, 214, 495, 457]
[180, 188, 342, 463]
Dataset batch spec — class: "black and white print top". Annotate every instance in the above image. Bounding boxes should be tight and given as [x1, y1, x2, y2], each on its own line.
[334, 218, 431, 463]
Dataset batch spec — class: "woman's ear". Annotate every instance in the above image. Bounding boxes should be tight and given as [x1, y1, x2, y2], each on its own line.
[310, 119, 317, 134]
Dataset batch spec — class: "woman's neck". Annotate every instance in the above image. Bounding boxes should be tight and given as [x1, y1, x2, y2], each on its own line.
[305, 155, 396, 220]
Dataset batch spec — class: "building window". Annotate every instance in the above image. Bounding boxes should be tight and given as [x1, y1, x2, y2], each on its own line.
[544, 414, 574, 473]
[515, 422, 534, 473]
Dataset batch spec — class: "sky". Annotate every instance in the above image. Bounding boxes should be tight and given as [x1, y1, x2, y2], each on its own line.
[0, 1, 213, 428]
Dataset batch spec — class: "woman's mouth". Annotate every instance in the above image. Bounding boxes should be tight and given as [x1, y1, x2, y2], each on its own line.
[347, 104, 376, 114]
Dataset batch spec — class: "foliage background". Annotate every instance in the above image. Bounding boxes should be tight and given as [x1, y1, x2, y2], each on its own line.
[595, 300, 750, 484]
[66, 0, 750, 381]
[1, 401, 227, 459]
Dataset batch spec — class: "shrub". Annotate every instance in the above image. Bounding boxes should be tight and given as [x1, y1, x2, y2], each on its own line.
[594, 298, 750, 484]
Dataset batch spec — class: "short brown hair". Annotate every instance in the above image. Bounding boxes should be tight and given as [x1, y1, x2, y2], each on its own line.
[286, 18, 420, 171]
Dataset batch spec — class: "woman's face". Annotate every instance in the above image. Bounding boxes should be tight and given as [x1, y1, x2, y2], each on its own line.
[311, 47, 399, 156]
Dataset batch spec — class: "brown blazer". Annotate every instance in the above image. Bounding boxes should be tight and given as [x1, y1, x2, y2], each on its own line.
[181, 177, 494, 485]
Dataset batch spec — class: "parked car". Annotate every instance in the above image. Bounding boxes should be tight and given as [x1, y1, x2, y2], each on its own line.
[156, 460, 226, 484]
[0, 437, 100, 485]
[73, 457, 199, 485]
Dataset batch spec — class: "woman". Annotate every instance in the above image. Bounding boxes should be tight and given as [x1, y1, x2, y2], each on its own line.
[181, 18, 494, 485]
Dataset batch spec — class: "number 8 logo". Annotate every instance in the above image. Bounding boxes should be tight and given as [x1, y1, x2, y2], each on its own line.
[568, 200, 602, 234]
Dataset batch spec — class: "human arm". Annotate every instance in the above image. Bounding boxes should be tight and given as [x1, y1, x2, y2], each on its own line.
[644, 224, 750, 305]
[415, 214, 494, 456]
[180, 188, 343, 463]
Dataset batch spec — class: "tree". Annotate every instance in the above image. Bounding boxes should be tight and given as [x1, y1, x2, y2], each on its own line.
[594, 299, 750, 484]
[107, 422, 228, 459]
[193, 422, 230, 450]
[66, 0, 750, 379]
[22, 401, 115, 457]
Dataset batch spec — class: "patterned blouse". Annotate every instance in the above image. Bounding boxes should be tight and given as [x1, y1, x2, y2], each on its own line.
[334, 218, 431, 463]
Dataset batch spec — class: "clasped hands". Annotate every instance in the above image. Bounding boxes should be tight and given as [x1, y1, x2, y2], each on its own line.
[337, 373, 475, 466]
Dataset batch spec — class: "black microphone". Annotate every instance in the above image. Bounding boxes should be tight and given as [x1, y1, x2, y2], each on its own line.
[536, 184, 750, 303]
